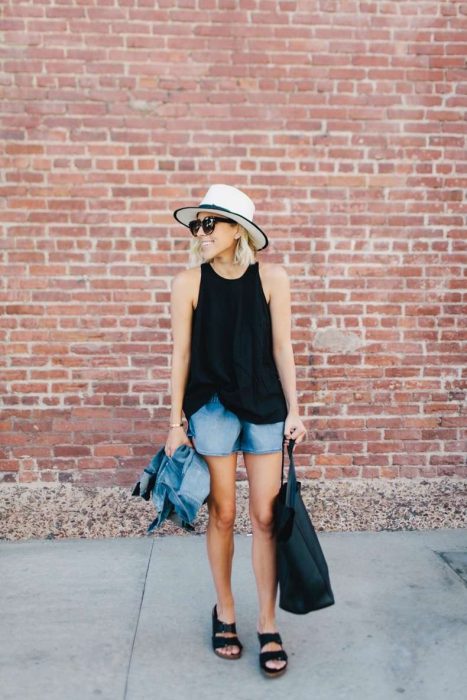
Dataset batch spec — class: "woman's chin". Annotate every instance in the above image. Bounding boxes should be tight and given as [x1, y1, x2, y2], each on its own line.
[201, 248, 215, 259]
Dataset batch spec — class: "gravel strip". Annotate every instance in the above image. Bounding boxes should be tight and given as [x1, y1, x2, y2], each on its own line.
[1, 478, 466, 542]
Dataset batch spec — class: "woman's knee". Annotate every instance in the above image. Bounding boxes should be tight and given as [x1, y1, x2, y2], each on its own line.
[203, 453, 237, 531]
[208, 498, 236, 530]
[250, 508, 275, 534]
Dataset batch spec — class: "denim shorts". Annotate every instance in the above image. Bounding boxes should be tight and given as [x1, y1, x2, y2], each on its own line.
[186, 393, 286, 456]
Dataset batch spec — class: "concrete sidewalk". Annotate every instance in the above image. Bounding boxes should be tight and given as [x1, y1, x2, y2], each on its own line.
[0, 529, 466, 700]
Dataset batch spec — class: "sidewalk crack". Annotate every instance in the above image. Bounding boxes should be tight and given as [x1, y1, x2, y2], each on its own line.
[123, 538, 154, 700]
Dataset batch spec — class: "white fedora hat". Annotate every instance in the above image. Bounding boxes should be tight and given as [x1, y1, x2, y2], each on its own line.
[173, 184, 269, 251]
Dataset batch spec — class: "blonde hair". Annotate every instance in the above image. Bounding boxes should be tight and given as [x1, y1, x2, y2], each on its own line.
[187, 222, 258, 268]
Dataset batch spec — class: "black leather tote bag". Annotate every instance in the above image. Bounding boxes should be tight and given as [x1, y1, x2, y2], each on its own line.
[274, 438, 335, 614]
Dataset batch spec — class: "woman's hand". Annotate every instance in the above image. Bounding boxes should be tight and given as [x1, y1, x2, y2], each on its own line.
[164, 426, 193, 458]
[284, 411, 307, 445]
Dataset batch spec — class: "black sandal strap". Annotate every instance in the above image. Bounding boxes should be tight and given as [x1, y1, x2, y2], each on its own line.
[257, 632, 282, 646]
[213, 635, 243, 650]
[214, 620, 237, 634]
[260, 649, 288, 663]
[212, 605, 238, 634]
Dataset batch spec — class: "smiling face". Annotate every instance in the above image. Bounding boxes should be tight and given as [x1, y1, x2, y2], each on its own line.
[195, 211, 239, 259]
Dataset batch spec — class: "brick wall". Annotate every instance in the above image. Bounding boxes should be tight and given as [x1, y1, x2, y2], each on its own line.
[1, 1, 466, 485]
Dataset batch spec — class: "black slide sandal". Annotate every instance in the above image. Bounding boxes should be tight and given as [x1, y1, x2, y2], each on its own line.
[212, 604, 243, 660]
[257, 631, 288, 678]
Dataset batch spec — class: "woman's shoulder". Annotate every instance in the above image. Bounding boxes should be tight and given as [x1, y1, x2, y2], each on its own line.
[258, 261, 287, 275]
[172, 266, 202, 311]
[257, 262, 288, 305]
[258, 261, 289, 286]
[172, 267, 201, 287]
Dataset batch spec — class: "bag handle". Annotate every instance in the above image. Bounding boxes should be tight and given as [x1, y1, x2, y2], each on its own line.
[280, 437, 296, 487]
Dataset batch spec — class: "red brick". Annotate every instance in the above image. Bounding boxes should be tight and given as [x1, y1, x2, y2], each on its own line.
[0, 0, 464, 485]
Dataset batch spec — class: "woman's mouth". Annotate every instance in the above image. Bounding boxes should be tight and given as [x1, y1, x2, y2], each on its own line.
[201, 240, 215, 247]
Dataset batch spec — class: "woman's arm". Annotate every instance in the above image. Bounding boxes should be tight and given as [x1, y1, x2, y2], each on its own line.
[273, 344, 299, 413]
[169, 270, 194, 424]
[268, 265, 307, 444]
[170, 354, 190, 425]
[268, 265, 299, 412]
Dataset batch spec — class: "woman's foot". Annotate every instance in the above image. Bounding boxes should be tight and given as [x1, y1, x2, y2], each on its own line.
[212, 604, 243, 659]
[257, 624, 288, 675]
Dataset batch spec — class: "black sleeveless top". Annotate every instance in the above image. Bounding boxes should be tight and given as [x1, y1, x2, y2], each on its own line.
[182, 261, 288, 424]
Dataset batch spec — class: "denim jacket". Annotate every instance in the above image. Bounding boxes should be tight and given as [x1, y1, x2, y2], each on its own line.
[132, 444, 210, 533]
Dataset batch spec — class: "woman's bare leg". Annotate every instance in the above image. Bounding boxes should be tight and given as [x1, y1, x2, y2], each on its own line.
[202, 451, 240, 657]
[244, 450, 286, 671]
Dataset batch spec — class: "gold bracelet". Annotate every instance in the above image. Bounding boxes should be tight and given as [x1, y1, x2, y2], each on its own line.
[169, 422, 183, 429]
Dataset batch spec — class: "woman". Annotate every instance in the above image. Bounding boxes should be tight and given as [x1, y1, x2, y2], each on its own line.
[165, 184, 307, 678]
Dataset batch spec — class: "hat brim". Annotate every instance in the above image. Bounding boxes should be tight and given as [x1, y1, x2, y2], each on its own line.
[173, 204, 268, 251]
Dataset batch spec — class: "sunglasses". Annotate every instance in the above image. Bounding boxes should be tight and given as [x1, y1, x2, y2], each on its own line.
[188, 216, 236, 237]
